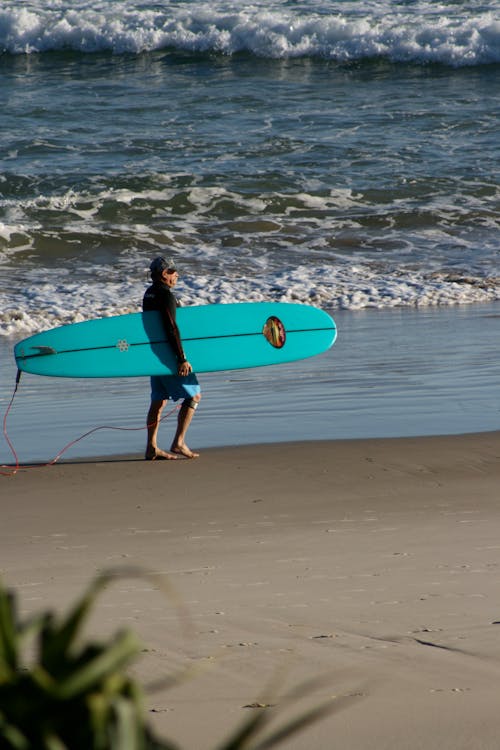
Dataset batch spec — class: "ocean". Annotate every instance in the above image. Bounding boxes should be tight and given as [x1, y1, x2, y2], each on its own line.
[1, 0, 499, 463]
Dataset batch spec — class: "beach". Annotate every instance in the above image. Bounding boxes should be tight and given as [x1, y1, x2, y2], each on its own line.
[2, 302, 499, 749]
[2, 431, 500, 748]
[1, 2, 499, 746]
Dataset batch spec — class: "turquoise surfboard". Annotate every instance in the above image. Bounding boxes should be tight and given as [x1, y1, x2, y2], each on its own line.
[14, 302, 336, 378]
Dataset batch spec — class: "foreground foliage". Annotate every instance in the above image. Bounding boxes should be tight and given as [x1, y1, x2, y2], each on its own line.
[0, 571, 350, 750]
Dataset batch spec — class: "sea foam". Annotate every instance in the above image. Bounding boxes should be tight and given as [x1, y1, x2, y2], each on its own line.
[1, 260, 499, 339]
[0, 1, 499, 66]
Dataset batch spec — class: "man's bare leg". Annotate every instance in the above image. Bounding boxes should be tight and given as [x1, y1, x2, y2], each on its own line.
[170, 395, 201, 458]
[145, 399, 178, 460]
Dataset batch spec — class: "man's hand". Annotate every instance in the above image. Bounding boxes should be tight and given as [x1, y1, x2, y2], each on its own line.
[178, 360, 192, 377]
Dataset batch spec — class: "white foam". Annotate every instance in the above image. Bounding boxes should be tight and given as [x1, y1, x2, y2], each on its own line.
[0, 1, 498, 66]
[1, 172, 499, 339]
[2, 260, 499, 339]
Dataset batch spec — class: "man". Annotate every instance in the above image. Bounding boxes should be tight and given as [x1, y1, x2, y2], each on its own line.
[143, 256, 201, 460]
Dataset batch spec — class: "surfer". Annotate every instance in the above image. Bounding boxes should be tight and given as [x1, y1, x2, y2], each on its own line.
[143, 257, 201, 460]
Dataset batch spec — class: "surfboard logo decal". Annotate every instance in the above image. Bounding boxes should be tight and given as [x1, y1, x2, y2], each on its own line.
[263, 316, 286, 349]
[116, 339, 130, 352]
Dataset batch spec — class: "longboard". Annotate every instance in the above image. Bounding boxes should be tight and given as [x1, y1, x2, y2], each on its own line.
[14, 302, 336, 378]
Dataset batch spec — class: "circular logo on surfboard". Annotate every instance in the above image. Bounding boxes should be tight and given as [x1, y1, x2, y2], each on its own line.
[263, 316, 286, 349]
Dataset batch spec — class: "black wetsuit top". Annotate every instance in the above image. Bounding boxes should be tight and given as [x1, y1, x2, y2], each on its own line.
[142, 281, 187, 364]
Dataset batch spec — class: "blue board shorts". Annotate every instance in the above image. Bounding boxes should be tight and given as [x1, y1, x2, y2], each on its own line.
[150, 373, 201, 402]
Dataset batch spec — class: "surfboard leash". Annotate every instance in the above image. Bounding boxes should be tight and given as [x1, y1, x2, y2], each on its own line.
[1, 372, 181, 477]
[1, 370, 22, 476]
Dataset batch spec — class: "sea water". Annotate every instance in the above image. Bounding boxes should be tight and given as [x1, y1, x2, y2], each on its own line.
[0, 1, 499, 461]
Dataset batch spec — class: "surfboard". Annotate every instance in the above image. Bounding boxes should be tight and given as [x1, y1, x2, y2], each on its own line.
[14, 302, 336, 378]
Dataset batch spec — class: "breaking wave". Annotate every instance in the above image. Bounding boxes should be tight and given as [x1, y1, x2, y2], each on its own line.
[1, 1, 499, 67]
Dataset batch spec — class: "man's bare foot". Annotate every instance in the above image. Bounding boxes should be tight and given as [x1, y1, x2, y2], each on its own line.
[170, 444, 200, 459]
[145, 448, 178, 461]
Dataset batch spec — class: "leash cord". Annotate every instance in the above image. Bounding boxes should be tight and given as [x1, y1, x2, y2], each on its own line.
[1, 370, 22, 476]
[1, 373, 179, 477]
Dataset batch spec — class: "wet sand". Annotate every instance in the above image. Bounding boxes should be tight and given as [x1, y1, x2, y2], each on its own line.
[2, 303, 500, 465]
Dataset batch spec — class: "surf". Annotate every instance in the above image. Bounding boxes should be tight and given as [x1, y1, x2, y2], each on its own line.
[1, 1, 499, 67]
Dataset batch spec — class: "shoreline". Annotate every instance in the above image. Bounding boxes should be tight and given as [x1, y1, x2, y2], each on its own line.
[3, 426, 500, 468]
[3, 426, 500, 472]
[2, 303, 500, 465]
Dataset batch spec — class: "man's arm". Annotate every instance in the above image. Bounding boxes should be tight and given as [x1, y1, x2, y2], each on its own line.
[160, 292, 192, 375]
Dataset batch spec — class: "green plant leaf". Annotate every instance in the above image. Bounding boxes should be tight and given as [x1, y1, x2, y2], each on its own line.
[55, 630, 142, 699]
[30, 662, 59, 693]
[2, 570, 354, 750]
[218, 707, 271, 750]
[110, 695, 142, 750]
[0, 585, 18, 675]
[249, 697, 345, 750]
[40, 575, 111, 671]
[218, 673, 364, 750]
[18, 611, 49, 647]
[43, 732, 69, 750]
[0, 715, 29, 749]
[87, 691, 110, 748]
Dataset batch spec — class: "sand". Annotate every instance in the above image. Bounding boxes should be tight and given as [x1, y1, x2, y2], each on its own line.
[2, 432, 500, 748]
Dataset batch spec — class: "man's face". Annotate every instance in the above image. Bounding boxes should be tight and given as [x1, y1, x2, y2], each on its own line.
[162, 268, 179, 288]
